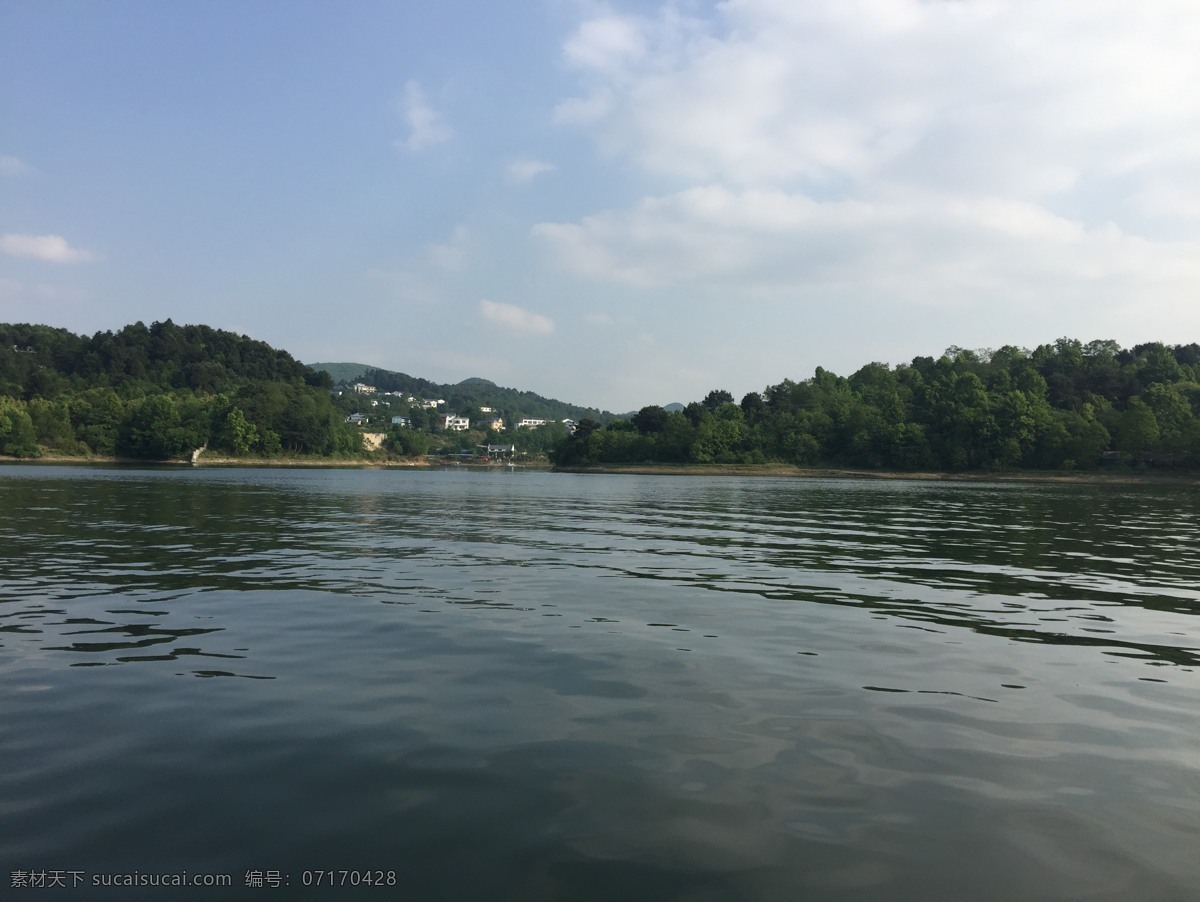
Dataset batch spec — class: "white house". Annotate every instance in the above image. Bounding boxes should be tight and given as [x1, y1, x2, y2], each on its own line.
[517, 418, 548, 429]
[443, 414, 470, 431]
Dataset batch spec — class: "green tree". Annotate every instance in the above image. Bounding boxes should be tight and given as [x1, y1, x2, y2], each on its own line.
[1143, 382, 1194, 455]
[740, 392, 765, 422]
[388, 427, 429, 457]
[632, 405, 670, 434]
[0, 396, 39, 456]
[213, 405, 259, 454]
[1115, 397, 1160, 459]
[27, 398, 79, 451]
[118, 395, 188, 459]
[69, 389, 125, 454]
[702, 389, 735, 411]
[690, 404, 748, 463]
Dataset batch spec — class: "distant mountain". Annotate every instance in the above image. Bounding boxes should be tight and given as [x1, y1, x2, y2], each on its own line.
[308, 362, 614, 423]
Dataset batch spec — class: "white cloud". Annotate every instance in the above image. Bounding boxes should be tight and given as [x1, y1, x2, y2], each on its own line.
[479, 299, 555, 335]
[553, 1, 1200, 199]
[535, 184, 1200, 320]
[0, 155, 35, 177]
[540, 0, 1200, 335]
[506, 158, 556, 184]
[396, 80, 451, 152]
[1, 233, 100, 264]
[563, 14, 649, 76]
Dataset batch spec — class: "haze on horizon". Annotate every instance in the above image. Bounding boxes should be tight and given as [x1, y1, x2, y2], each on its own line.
[2, 0, 1198, 413]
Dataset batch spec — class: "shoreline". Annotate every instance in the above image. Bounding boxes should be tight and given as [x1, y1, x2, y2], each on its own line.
[0, 453, 553, 471]
[0, 453, 433, 469]
[552, 462, 1200, 485]
[4, 454, 1196, 484]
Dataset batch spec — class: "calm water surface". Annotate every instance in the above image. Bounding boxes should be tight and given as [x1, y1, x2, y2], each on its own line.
[1, 466, 1198, 900]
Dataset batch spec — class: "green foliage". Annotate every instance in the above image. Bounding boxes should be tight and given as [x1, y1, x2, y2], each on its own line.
[702, 389, 735, 411]
[1115, 398, 1160, 458]
[27, 398, 80, 452]
[0, 396, 39, 457]
[552, 340, 1200, 472]
[632, 405, 670, 434]
[387, 428, 429, 458]
[69, 389, 125, 455]
[212, 404, 259, 454]
[6, 322, 1199, 472]
[512, 420, 569, 454]
[1, 321, 362, 460]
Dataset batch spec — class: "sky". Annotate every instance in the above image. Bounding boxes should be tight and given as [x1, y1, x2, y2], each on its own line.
[2, 0, 1198, 413]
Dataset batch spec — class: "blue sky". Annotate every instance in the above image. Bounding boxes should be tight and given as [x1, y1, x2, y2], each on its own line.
[3, 0, 1198, 412]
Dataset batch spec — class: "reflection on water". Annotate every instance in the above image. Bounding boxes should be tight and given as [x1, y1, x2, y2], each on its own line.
[1, 466, 1198, 900]
[4, 467, 1197, 672]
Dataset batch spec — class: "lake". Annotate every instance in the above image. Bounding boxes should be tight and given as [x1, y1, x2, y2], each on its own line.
[1, 465, 1198, 900]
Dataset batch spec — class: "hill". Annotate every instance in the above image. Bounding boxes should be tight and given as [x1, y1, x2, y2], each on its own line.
[555, 339, 1200, 472]
[1, 320, 355, 459]
[309, 362, 614, 424]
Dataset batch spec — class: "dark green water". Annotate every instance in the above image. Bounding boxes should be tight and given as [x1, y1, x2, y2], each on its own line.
[2, 466, 1198, 900]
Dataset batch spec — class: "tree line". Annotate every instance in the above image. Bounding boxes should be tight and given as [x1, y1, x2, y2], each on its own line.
[1, 321, 358, 459]
[552, 340, 1200, 471]
[5, 325, 1197, 471]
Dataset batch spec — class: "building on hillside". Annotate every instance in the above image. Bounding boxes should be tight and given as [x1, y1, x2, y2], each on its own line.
[443, 414, 470, 431]
[423, 399, 445, 409]
[391, 415, 411, 427]
[346, 413, 369, 425]
[479, 406, 495, 413]
[484, 444, 516, 458]
[487, 416, 506, 432]
[352, 383, 377, 394]
[517, 418, 548, 429]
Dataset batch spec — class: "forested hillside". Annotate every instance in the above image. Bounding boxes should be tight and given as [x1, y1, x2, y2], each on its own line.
[5, 325, 1197, 471]
[554, 340, 1200, 471]
[0, 320, 357, 459]
[313, 363, 612, 425]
